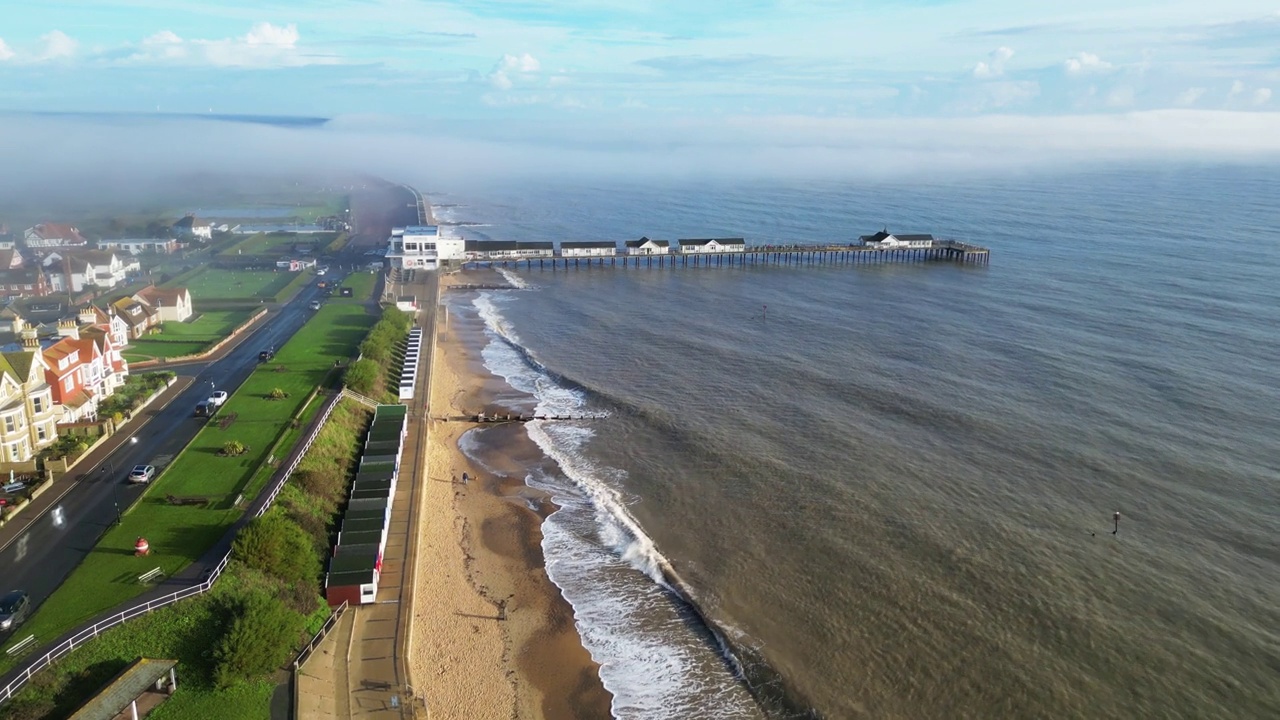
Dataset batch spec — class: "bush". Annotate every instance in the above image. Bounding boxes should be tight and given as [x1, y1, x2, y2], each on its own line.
[267, 387, 289, 400]
[292, 467, 345, 507]
[212, 591, 301, 688]
[219, 440, 248, 456]
[343, 358, 380, 395]
[231, 514, 319, 588]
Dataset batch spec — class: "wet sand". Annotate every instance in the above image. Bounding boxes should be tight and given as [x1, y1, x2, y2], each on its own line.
[409, 271, 613, 719]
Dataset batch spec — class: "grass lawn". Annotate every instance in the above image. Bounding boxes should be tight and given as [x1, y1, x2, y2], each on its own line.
[122, 309, 261, 363]
[339, 269, 378, 302]
[218, 232, 337, 258]
[162, 268, 297, 301]
[0, 566, 329, 720]
[2, 399, 372, 720]
[0, 302, 377, 669]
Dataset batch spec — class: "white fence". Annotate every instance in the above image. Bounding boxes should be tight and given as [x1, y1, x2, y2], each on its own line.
[0, 392, 344, 706]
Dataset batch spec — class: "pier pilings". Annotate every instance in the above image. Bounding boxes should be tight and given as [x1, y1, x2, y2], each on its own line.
[462, 242, 989, 272]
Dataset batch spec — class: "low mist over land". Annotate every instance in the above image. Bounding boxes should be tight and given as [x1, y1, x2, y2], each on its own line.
[2, 109, 1279, 212]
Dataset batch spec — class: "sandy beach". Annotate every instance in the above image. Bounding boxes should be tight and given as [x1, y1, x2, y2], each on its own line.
[409, 271, 612, 719]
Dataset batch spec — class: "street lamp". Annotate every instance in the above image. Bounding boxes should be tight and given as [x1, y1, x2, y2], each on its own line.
[104, 437, 139, 525]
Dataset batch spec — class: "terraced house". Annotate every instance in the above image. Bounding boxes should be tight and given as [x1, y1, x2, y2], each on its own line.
[0, 328, 57, 468]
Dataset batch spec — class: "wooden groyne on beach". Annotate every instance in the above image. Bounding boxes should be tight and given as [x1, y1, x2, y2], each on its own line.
[441, 412, 600, 424]
[446, 283, 521, 291]
[462, 241, 989, 271]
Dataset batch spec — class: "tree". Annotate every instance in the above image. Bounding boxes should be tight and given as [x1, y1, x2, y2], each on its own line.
[232, 513, 319, 587]
[343, 358, 380, 395]
[212, 591, 302, 687]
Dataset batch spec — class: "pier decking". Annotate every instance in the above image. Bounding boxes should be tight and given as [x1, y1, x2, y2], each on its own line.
[462, 241, 989, 270]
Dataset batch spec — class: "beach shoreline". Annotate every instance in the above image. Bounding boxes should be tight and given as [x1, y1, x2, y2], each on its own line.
[409, 270, 612, 719]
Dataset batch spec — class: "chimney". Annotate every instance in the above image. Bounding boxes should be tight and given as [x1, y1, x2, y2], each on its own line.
[20, 322, 38, 348]
[8, 313, 23, 335]
[58, 318, 79, 340]
[79, 306, 97, 325]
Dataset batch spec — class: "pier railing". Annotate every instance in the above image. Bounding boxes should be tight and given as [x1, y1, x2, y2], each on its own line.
[461, 239, 989, 270]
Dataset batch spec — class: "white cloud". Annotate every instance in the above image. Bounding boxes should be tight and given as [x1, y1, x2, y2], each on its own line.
[1228, 80, 1245, 98]
[141, 30, 187, 60]
[1254, 88, 1273, 105]
[113, 22, 328, 68]
[972, 46, 1014, 78]
[0, 39, 13, 62]
[488, 52, 541, 90]
[244, 22, 299, 47]
[1107, 85, 1135, 107]
[1064, 52, 1112, 75]
[36, 30, 77, 61]
[1175, 87, 1206, 106]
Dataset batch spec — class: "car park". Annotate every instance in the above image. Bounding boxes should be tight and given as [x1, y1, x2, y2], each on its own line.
[0, 591, 30, 631]
[128, 465, 156, 484]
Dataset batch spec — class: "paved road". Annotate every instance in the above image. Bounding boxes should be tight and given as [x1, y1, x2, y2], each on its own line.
[0, 277, 342, 631]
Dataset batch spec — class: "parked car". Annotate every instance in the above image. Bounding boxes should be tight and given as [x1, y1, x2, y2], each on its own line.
[128, 465, 156, 484]
[0, 591, 30, 631]
[207, 390, 228, 407]
[339, 288, 353, 297]
[2, 481, 25, 494]
[258, 349, 275, 363]
[194, 401, 214, 417]
[309, 300, 322, 310]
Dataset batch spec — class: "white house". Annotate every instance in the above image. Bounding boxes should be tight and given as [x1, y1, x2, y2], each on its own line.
[677, 238, 746, 254]
[172, 215, 213, 240]
[859, 230, 934, 248]
[96, 238, 179, 255]
[386, 225, 466, 270]
[24, 223, 88, 249]
[43, 250, 140, 293]
[134, 286, 194, 323]
[624, 237, 670, 255]
[560, 241, 617, 257]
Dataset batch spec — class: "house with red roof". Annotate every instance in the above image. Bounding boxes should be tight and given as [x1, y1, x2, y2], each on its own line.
[42, 326, 104, 423]
[24, 223, 88, 249]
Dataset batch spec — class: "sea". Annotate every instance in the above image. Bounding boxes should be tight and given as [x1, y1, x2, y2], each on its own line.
[423, 163, 1279, 719]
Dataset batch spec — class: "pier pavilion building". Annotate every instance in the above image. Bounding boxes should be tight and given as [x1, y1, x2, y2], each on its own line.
[386, 225, 465, 270]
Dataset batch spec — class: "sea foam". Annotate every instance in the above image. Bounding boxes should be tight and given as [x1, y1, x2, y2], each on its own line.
[471, 292, 763, 719]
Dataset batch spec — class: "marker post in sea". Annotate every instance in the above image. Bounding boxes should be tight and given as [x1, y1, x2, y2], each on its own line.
[1113, 511, 1121, 535]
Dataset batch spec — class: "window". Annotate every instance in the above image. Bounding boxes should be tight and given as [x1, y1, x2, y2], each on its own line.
[8, 443, 19, 461]
[3, 415, 14, 433]
[32, 396, 44, 413]
[36, 425, 46, 442]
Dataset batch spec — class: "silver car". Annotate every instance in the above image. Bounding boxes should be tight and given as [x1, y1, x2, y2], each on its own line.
[0, 590, 30, 631]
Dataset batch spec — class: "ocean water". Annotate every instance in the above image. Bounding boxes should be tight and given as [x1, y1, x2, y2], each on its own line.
[429, 164, 1280, 719]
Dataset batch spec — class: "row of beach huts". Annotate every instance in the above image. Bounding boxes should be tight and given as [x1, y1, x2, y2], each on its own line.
[323, 404, 408, 606]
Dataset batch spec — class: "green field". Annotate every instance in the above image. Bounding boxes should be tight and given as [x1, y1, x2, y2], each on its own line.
[122, 309, 261, 363]
[163, 268, 298, 302]
[0, 302, 377, 669]
[1, 399, 373, 720]
[218, 231, 338, 258]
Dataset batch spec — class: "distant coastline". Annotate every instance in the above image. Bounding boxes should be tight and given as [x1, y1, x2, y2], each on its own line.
[0, 109, 330, 127]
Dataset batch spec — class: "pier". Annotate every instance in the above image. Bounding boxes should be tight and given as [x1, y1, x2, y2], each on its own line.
[461, 240, 989, 271]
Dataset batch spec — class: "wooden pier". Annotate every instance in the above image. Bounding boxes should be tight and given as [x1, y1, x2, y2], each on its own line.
[462, 241, 989, 271]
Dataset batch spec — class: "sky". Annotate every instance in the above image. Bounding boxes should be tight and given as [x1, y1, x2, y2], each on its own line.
[1, 1, 1279, 181]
